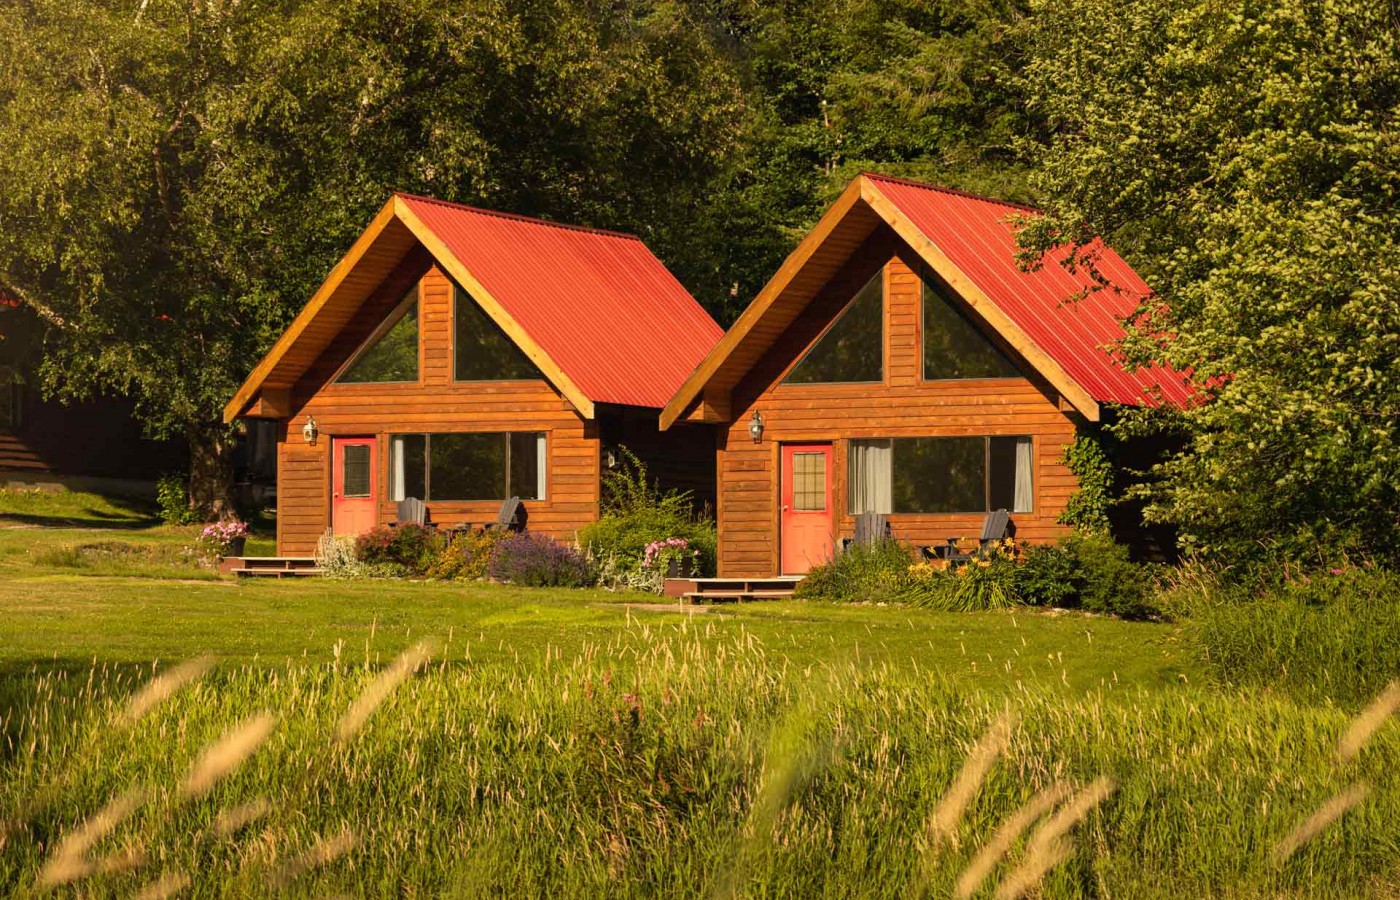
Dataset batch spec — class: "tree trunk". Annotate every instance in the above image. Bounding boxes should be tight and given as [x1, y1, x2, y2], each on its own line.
[187, 422, 237, 522]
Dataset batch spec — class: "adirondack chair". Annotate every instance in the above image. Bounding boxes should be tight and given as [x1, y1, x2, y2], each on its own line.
[841, 512, 891, 551]
[454, 496, 525, 534]
[390, 497, 430, 528]
[921, 509, 1012, 564]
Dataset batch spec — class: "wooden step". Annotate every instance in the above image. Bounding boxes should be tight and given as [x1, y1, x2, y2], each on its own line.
[682, 589, 795, 602]
[230, 566, 323, 578]
[222, 556, 321, 578]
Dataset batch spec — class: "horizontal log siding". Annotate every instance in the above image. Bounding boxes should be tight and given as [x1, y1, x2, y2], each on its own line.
[275, 264, 598, 555]
[717, 234, 1077, 577]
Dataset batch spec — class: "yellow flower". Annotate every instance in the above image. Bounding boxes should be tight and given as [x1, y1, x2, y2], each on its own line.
[977, 559, 991, 568]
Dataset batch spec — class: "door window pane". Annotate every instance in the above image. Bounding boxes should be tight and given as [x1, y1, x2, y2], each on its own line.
[791, 452, 827, 511]
[455, 286, 541, 381]
[338, 295, 419, 383]
[784, 273, 883, 384]
[922, 271, 1019, 380]
[342, 445, 372, 498]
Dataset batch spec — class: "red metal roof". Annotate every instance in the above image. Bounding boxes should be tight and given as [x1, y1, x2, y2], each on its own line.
[398, 193, 723, 409]
[865, 174, 1194, 407]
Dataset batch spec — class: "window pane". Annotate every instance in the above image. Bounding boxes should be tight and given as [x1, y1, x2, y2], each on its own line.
[339, 297, 419, 383]
[922, 272, 1019, 380]
[342, 445, 372, 498]
[989, 436, 1033, 513]
[390, 434, 426, 502]
[455, 286, 541, 381]
[791, 451, 827, 511]
[430, 433, 506, 501]
[892, 437, 986, 513]
[847, 439, 892, 515]
[784, 272, 883, 384]
[508, 432, 545, 500]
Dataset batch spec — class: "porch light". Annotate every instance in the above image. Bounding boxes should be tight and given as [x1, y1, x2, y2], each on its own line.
[748, 410, 765, 443]
[302, 415, 318, 446]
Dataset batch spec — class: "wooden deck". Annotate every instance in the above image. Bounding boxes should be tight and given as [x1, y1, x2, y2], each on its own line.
[666, 575, 804, 603]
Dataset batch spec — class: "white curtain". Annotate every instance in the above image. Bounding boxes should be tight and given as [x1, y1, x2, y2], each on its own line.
[848, 439, 893, 514]
[390, 436, 407, 501]
[535, 433, 548, 500]
[1013, 437, 1033, 513]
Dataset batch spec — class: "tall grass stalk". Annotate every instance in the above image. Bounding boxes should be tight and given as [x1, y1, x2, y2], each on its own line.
[334, 640, 437, 743]
[927, 711, 1016, 849]
[1338, 680, 1399, 762]
[955, 782, 1072, 899]
[1273, 782, 1370, 863]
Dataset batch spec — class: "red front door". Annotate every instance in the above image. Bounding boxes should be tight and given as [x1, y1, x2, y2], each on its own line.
[780, 443, 834, 575]
[332, 437, 377, 536]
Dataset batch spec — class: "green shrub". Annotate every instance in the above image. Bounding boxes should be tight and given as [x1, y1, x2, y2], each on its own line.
[1013, 543, 1081, 607]
[580, 448, 716, 587]
[155, 474, 196, 525]
[1187, 567, 1400, 706]
[353, 524, 444, 575]
[903, 547, 1022, 611]
[794, 537, 915, 603]
[427, 529, 507, 581]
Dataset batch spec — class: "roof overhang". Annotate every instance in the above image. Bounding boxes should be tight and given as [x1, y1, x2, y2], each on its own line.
[223, 195, 596, 424]
[659, 175, 1102, 430]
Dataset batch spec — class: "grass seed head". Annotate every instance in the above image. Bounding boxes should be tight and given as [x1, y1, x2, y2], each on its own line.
[213, 797, 271, 838]
[1338, 680, 1399, 762]
[928, 711, 1018, 850]
[955, 782, 1073, 899]
[1273, 781, 1370, 863]
[119, 657, 214, 725]
[993, 836, 1074, 900]
[335, 640, 438, 744]
[181, 713, 277, 800]
[135, 870, 191, 900]
[36, 787, 147, 890]
[270, 828, 356, 888]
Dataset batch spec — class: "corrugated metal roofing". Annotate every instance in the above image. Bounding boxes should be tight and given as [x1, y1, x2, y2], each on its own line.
[398, 193, 723, 409]
[865, 174, 1194, 407]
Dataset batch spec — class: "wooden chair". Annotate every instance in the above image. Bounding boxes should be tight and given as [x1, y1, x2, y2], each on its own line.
[921, 509, 1012, 564]
[841, 512, 891, 551]
[453, 497, 524, 535]
[390, 497, 430, 528]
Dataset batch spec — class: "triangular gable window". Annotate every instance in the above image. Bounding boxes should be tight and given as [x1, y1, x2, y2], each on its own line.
[922, 270, 1019, 380]
[337, 292, 419, 383]
[783, 272, 884, 385]
[454, 285, 542, 381]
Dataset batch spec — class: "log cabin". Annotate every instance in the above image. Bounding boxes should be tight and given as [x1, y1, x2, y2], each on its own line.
[223, 194, 723, 556]
[661, 173, 1192, 578]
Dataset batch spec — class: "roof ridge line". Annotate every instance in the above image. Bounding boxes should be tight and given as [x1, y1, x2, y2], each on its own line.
[393, 192, 643, 241]
[860, 172, 1043, 214]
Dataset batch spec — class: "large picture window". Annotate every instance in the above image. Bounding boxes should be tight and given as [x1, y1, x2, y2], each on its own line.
[337, 293, 419, 383]
[848, 436, 1032, 515]
[783, 272, 883, 384]
[389, 432, 546, 501]
[922, 270, 1020, 380]
[454, 285, 541, 381]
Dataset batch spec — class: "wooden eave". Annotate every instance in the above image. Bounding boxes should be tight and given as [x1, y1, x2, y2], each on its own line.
[223, 195, 596, 423]
[658, 175, 1101, 430]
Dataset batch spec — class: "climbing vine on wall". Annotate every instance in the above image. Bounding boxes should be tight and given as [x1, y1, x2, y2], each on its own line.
[1058, 431, 1114, 533]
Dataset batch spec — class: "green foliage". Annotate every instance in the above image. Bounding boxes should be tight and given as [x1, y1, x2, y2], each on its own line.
[1011, 532, 1158, 619]
[1057, 431, 1113, 533]
[353, 524, 444, 576]
[1019, 0, 1400, 565]
[155, 475, 196, 526]
[794, 537, 915, 603]
[426, 529, 507, 581]
[1185, 568, 1400, 707]
[487, 531, 595, 588]
[2, 645, 1396, 895]
[902, 547, 1022, 612]
[1013, 542, 1081, 608]
[583, 448, 717, 586]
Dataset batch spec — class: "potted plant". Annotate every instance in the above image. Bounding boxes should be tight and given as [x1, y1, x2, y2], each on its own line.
[197, 520, 251, 562]
[643, 537, 698, 579]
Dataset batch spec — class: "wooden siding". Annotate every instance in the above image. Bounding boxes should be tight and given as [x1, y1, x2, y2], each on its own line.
[275, 262, 600, 555]
[717, 230, 1078, 577]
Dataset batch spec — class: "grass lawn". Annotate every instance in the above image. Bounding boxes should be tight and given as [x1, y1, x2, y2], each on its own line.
[0, 495, 1393, 898]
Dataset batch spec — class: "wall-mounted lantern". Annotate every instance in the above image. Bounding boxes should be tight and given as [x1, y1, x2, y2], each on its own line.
[748, 410, 765, 443]
[302, 415, 319, 446]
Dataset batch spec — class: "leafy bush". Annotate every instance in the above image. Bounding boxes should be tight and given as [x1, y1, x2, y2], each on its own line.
[353, 524, 444, 576]
[794, 537, 914, 603]
[156, 474, 196, 525]
[1186, 567, 1400, 706]
[1011, 532, 1159, 619]
[427, 529, 507, 581]
[580, 448, 716, 590]
[193, 520, 249, 561]
[903, 541, 1022, 611]
[488, 531, 595, 587]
